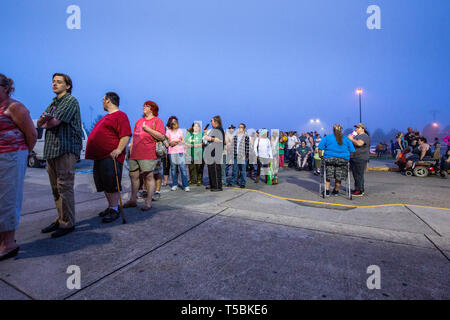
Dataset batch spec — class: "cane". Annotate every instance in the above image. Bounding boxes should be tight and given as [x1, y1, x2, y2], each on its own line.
[113, 157, 126, 224]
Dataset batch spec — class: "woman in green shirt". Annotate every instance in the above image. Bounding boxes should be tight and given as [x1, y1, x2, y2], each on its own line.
[279, 137, 286, 169]
[186, 122, 204, 186]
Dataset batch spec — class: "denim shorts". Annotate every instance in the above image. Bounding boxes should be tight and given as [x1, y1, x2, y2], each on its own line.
[0, 150, 28, 232]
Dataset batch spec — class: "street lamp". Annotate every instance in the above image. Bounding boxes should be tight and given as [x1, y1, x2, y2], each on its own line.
[356, 89, 363, 123]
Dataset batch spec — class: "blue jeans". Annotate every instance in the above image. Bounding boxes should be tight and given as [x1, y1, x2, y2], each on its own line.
[169, 153, 189, 188]
[221, 154, 227, 184]
[228, 159, 247, 187]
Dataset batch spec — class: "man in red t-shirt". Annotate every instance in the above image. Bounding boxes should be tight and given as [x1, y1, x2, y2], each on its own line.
[124, 101, 165, 212]
[85, 92, 131, 223]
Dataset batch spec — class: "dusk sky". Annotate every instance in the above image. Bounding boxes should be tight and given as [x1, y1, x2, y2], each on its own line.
[1, 0, 449, 135]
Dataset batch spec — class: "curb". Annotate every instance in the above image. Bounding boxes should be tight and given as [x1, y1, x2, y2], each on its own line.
[368, 167, 399, 172]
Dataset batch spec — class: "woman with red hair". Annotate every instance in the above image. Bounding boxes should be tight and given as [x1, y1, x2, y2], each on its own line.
[125, 101, 165, 211]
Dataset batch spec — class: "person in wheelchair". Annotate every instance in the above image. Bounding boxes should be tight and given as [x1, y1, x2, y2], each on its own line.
[440, 149, 450, 178]
[295, 140, 312, 170]
[406, 137, 433, 170]
[396, 147, 412, 171]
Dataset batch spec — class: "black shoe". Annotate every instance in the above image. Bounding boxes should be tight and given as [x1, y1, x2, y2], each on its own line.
[322, 190, 331, 197]
[102, 209, 120, 224]
[240, 185, 245, 189]
[205, 186, 211, 190]
[42, 222, 59, 234]
[98, 208, 109, 217]
[51, 227, 75, 238]
[0, 247, 20, 261]
[226, 183, 233, 187]
[332, 189, 339, 196]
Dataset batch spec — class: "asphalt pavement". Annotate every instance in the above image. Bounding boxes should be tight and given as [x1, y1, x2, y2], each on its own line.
[0, 160, 449, 300]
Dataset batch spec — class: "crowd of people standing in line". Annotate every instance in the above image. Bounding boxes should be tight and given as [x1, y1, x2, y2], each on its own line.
[0, 72, 287, 261]
[1, 72, 447, 262]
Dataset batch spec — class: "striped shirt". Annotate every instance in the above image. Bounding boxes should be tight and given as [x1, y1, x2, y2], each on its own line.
[0, 99, 28, 154]
[43, 93, 82, 160]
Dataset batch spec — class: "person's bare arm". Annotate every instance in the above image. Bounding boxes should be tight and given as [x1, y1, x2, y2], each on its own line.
[6, 102, 37, 152]
[348, 135, 365, 147]
[142, 123, 165, 141]
[129, 138, 133, 154]
[420, 147, 426, 161]
[111, 136, 131, 159]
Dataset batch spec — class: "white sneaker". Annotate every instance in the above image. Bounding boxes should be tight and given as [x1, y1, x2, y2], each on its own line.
[185, 187, 190, 192]
[171, 186, 178, 191]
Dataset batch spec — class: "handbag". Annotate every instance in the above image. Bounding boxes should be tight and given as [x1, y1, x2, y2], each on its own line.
[151, 119, 169, 158]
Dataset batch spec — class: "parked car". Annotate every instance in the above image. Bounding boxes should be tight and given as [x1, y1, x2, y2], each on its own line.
[28, 120, 87, 168]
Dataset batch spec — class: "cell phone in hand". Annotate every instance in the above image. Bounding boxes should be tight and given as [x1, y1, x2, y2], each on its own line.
[42, 112, 54, 119]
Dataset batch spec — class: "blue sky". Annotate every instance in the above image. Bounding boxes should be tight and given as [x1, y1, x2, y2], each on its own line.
[1, 0, 449, 134]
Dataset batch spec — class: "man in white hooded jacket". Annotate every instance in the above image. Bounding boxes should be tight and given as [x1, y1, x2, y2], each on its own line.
[254, 129, 273, 183]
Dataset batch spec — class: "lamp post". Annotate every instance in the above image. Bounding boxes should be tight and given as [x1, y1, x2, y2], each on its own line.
[356, 89, 363, 123]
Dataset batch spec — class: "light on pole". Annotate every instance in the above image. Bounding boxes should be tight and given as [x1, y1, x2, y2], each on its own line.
[356, 89, 363, 123]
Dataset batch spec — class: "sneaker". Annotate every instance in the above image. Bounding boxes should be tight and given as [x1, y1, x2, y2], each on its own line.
[352, 190, 364, 196]
[171, 186, 178, 191]
[185, 187, 190, 192]
[152, 192, 161, 201]
[331, 189, 339, 196]
[322, 190, 331, 197]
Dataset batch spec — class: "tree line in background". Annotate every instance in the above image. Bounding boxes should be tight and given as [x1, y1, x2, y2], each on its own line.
[344, 124, 450, 145]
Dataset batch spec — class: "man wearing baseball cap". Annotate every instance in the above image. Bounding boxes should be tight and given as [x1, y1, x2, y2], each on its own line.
[347, 123, 370, 196]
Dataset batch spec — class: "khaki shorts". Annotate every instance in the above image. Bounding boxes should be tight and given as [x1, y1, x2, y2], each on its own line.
[129, 159, 158, 173]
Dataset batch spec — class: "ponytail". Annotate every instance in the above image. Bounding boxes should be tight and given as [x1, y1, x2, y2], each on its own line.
[333, 124, 343, 145]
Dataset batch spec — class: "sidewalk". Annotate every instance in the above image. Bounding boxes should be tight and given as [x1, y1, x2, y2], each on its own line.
[0, 167, 449, 300]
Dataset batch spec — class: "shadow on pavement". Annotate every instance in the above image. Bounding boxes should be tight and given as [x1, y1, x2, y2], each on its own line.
[16, 205, 180, 260]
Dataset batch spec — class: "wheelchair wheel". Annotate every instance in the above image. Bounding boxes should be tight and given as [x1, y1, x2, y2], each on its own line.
[413, 166, 429, 178]
[405, 170, 413, 177]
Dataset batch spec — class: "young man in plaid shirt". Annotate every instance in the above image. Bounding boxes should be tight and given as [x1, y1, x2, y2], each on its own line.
[38, 73, 82, 238]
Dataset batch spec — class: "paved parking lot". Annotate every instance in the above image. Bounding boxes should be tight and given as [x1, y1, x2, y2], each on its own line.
[0, 161, 449, 300]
